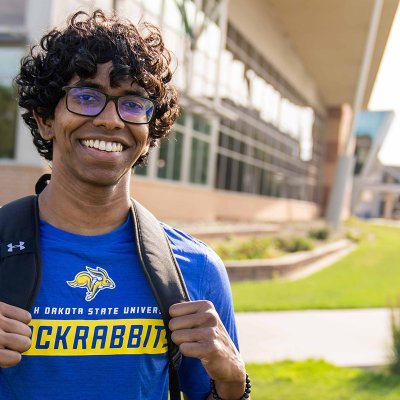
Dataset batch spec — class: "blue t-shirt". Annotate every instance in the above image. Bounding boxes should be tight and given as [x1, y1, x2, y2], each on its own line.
[0, 214, 238, 400]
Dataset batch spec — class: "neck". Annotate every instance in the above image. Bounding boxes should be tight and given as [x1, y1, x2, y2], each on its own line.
[38, 172, 132, 235]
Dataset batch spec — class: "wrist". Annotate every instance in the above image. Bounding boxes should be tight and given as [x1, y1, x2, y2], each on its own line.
[210, 373, 251, 400]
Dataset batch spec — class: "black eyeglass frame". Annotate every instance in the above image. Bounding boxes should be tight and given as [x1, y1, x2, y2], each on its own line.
[61, 86, 157, 125]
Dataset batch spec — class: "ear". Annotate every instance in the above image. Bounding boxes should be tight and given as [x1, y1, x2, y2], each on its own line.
[33, 110, 54, 140]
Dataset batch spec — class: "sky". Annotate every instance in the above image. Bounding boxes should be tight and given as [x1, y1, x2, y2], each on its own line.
[369, 5, 400, 166]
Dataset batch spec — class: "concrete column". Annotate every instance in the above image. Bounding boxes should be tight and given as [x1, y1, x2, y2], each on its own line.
[383, 192, 394, 219]
[322, 104, 353, 214]
[383, 175, 394, 219]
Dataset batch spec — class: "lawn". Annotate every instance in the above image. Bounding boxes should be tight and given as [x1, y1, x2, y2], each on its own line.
[231, 223, 400, 311]
[248, 360, 400, 399]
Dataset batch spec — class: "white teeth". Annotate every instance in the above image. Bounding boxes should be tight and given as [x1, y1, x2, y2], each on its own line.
[81, 139, 123, 153]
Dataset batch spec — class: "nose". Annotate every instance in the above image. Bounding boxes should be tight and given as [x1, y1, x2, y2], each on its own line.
[92, 100, 124, 130]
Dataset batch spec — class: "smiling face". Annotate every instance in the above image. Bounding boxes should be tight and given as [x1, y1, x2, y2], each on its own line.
[35, 62, 150, 189]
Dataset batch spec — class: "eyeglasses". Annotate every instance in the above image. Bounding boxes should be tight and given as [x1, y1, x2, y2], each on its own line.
[62, 86, 156, 124]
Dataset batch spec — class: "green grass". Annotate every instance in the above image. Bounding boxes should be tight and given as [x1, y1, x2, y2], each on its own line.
[232, 223, 400, 311]
[247, 360, 400, 399]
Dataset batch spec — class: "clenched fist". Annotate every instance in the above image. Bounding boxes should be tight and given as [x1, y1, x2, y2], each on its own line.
[169, 300, 247, 399]
[0, 302, 32, 368]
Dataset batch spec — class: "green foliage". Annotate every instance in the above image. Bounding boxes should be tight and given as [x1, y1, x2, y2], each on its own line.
[0, 85, 17, 158]
[308, 226, 331, 241]
[389, 299, 400, 374]
[275, 236, 314, 253]
[247, 360, 400, 399]
[232, 223, 400, 311]
[213, 236, 282, 260]
[212, 234, 315, 261]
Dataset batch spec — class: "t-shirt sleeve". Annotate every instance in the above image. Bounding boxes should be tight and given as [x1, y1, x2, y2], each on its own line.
[178, 245, 239, 400]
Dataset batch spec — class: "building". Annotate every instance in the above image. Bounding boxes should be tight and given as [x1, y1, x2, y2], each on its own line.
[0, 0, 398, 222]
[354, 164, 400, 219]
[352, 110, 395, 218]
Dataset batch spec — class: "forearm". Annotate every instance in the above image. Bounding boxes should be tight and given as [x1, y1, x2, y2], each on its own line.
[169, 301, 251, 399]
[206, 369, 251, 400]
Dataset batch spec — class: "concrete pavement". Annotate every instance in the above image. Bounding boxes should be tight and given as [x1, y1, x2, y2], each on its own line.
[236, 308, 393, 367]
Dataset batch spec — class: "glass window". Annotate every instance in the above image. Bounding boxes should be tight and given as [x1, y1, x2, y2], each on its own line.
[0, 85, 17, 158]
[157, 141, 169, 179]
[261, 170, 272, 196]
[0, 47, 25, 159]
[143, 0, 162, 15]
[134, 163, 148, 176]
[225, 157, 234, 190]
[116, 0, 143, 22]
[0, 0, 26, 26]
[157, 131, 183, 181]
[172, 132, 183, 180]
[0, 48, 25, 85]
[216, 154, 226, 189]
[164, 0, 184, 32]
[190, 137, 209, 184]
[193, 115, 211, 135]
[176, 110, 186, 126]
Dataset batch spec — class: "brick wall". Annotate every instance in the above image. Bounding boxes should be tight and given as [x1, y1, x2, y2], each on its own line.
[1, 165, 321, 222]
[0, 164, 47, 205]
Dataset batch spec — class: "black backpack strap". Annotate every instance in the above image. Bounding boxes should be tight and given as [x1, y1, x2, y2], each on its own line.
[0, 195, 42, 311]
[130, 199, 190, 400]
[0, 181, 189, 398]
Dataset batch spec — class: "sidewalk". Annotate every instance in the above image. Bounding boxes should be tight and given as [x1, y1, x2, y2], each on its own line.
[236, 308, 393, 368]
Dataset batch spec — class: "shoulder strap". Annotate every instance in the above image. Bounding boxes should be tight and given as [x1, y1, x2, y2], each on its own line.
[0, 195, 42, 311]
[130, 199, 190, 400]
[0, 189, 189, 399]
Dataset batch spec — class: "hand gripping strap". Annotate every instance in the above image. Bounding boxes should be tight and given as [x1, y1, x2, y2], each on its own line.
[130, 199, 190, 400]
[0, 196, 42, 311]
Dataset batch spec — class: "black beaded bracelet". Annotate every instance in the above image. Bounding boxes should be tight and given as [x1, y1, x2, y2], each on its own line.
[210, 374, 251, 399]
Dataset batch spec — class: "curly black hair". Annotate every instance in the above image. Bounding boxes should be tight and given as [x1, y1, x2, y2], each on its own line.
[15, 9, 179, 166]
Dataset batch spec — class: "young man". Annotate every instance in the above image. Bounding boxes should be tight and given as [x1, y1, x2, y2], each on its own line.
[0, 10, 250, 400]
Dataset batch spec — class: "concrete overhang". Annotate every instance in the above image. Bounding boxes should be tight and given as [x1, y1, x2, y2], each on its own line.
[228, 0, 398, 109]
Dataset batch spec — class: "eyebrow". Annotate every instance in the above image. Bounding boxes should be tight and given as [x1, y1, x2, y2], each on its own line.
[74, 80, 148, 96]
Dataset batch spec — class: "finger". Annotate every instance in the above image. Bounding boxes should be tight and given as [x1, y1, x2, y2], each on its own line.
[171, 327, 217, 346]
[0, 303, 31, 324]
[169, 300, 213, 318]
[0, 318, 32, 338]
[169, 308, 219, 331]
[0, 349, 23, 368]
[0, 332, 31, 353]
[178, 341, 218, 359]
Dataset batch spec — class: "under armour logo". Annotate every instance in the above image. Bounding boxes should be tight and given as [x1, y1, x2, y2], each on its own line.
[7, 242, 25, 253]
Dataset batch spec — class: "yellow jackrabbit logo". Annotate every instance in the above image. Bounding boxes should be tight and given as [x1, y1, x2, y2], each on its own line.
[67, 266, 116, 302]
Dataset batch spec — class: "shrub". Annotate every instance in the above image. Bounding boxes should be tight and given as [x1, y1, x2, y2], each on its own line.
[275, 236, 314, 253]
[214, 237, 280, 260]
[309, 227, 330, 241]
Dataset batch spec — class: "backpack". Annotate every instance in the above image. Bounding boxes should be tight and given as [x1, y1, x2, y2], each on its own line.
[0, 178, 190, 400]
